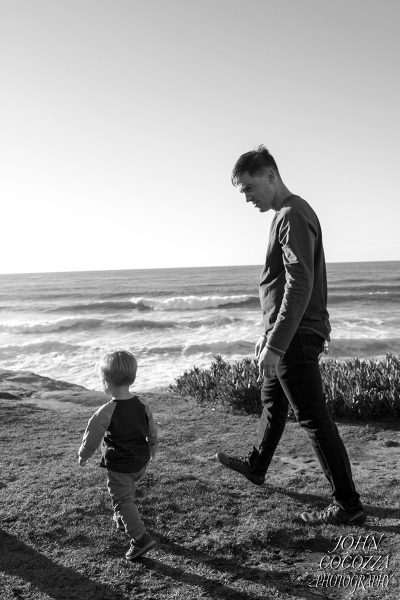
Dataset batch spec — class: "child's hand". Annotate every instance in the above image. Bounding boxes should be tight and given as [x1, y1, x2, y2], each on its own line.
[78, 457, 88, 467]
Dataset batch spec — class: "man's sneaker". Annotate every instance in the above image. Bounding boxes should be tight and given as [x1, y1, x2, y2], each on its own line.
[112, 513, 125, 532]
[300, 504, 367, 526]
[125, 531, 156, 560]
[216, 451, 264, 486]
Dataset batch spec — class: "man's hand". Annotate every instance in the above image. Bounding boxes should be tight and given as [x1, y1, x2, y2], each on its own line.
[255, 334, 267, 359]
[258, 346, 281, 379]
[149, 449, 156, 461]
[78, 457, 88, 467]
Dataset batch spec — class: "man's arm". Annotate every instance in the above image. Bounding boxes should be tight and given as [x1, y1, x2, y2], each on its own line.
[265, 207, 316, 356]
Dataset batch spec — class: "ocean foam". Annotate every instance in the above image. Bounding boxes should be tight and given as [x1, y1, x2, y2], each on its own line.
[0, 341, 81, 355]
[329, 337, 400, 357]
[0, 317, 177, 334]
[1, 318, 104, 334]
[49, 300, 138, 313]
[130, 294, 257, 311]
[139, 339, 254, 357]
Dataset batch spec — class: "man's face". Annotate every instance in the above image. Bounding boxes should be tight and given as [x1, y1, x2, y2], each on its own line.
[237, 170, 275, 212]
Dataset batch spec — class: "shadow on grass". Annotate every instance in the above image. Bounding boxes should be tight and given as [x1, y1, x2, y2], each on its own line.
[275, 488, 400, 535]
[140, 533, 320, 600]
[141, 556, 263, 600]
[271, 487, 327, 507]
[279, 488, 400, 514]
[362, 508, 400, 536]
[0, 529, 127, 600]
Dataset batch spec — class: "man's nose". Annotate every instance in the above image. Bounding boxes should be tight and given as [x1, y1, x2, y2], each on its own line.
[245, 193, 252, 203]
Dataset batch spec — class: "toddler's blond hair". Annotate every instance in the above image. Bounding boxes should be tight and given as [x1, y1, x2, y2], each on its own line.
[99, 350, 137, 387]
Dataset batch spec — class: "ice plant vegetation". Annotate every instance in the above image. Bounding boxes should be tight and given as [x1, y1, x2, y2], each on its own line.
[170, 354, 400, 420]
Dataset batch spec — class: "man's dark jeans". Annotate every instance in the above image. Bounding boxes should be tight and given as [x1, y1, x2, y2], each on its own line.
[248, 332, 362, 510]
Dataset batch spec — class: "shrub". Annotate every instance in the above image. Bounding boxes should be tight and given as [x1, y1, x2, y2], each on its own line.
[170, 354, 400, 421]
[320, 354, 400, 420]
[170, 355, 262, 415]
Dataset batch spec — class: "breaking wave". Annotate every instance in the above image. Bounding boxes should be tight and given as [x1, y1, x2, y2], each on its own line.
[49, 300, 140, 313]
[141, 339, 254, 357]
[329, 291, 400, 304]
[37, 294, 259, 314]
[1, 313, 246, 335]
[129, 295, 258, 311]
[1, 318, 177, 334]
[142, 338, 400, 359]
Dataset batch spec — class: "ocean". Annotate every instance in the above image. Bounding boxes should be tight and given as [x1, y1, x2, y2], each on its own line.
[0, 262, 399, 391]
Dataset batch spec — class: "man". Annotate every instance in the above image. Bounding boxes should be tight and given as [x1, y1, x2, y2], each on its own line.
[217, 145, 365, 526]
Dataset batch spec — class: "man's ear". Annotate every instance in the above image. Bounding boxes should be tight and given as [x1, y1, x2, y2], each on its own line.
[266, 167, 276, 184]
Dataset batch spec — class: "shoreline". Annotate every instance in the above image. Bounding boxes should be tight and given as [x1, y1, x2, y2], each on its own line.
[0, 352, 395, 405]
[0, 368, 174, 409]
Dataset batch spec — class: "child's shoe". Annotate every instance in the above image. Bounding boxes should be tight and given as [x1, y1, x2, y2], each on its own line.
[112, 513, 125, 532]
[125, 531, 156, 560]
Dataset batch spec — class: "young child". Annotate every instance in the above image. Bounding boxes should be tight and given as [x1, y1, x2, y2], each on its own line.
[78, 350, 158, 560]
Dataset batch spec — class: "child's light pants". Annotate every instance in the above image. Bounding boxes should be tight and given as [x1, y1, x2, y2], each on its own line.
[106, 465, 147, 540]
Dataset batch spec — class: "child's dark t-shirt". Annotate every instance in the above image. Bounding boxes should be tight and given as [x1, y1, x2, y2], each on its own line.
[78, 395, 158, 473]
[101, 396, 150, 472]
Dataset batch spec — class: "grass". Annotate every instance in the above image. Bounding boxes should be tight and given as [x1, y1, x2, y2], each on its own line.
[170, 354, 400, 420]
[0, 392, 399, 600]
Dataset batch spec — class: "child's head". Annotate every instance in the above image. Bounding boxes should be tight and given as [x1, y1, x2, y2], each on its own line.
[99, 350, 137, 389]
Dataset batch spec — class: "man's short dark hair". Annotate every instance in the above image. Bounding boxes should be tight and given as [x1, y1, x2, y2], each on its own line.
[231, 145, 279, 186]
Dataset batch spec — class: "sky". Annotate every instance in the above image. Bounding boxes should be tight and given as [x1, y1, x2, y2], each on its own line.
[1, 0, 399, 274]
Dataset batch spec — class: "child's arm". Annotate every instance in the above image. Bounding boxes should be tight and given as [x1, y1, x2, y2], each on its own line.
[78, 403, 114, 465]
[145, 404, 159, 460]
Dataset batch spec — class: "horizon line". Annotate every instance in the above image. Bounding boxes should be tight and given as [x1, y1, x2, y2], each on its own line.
[1, 258, 399, 277]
